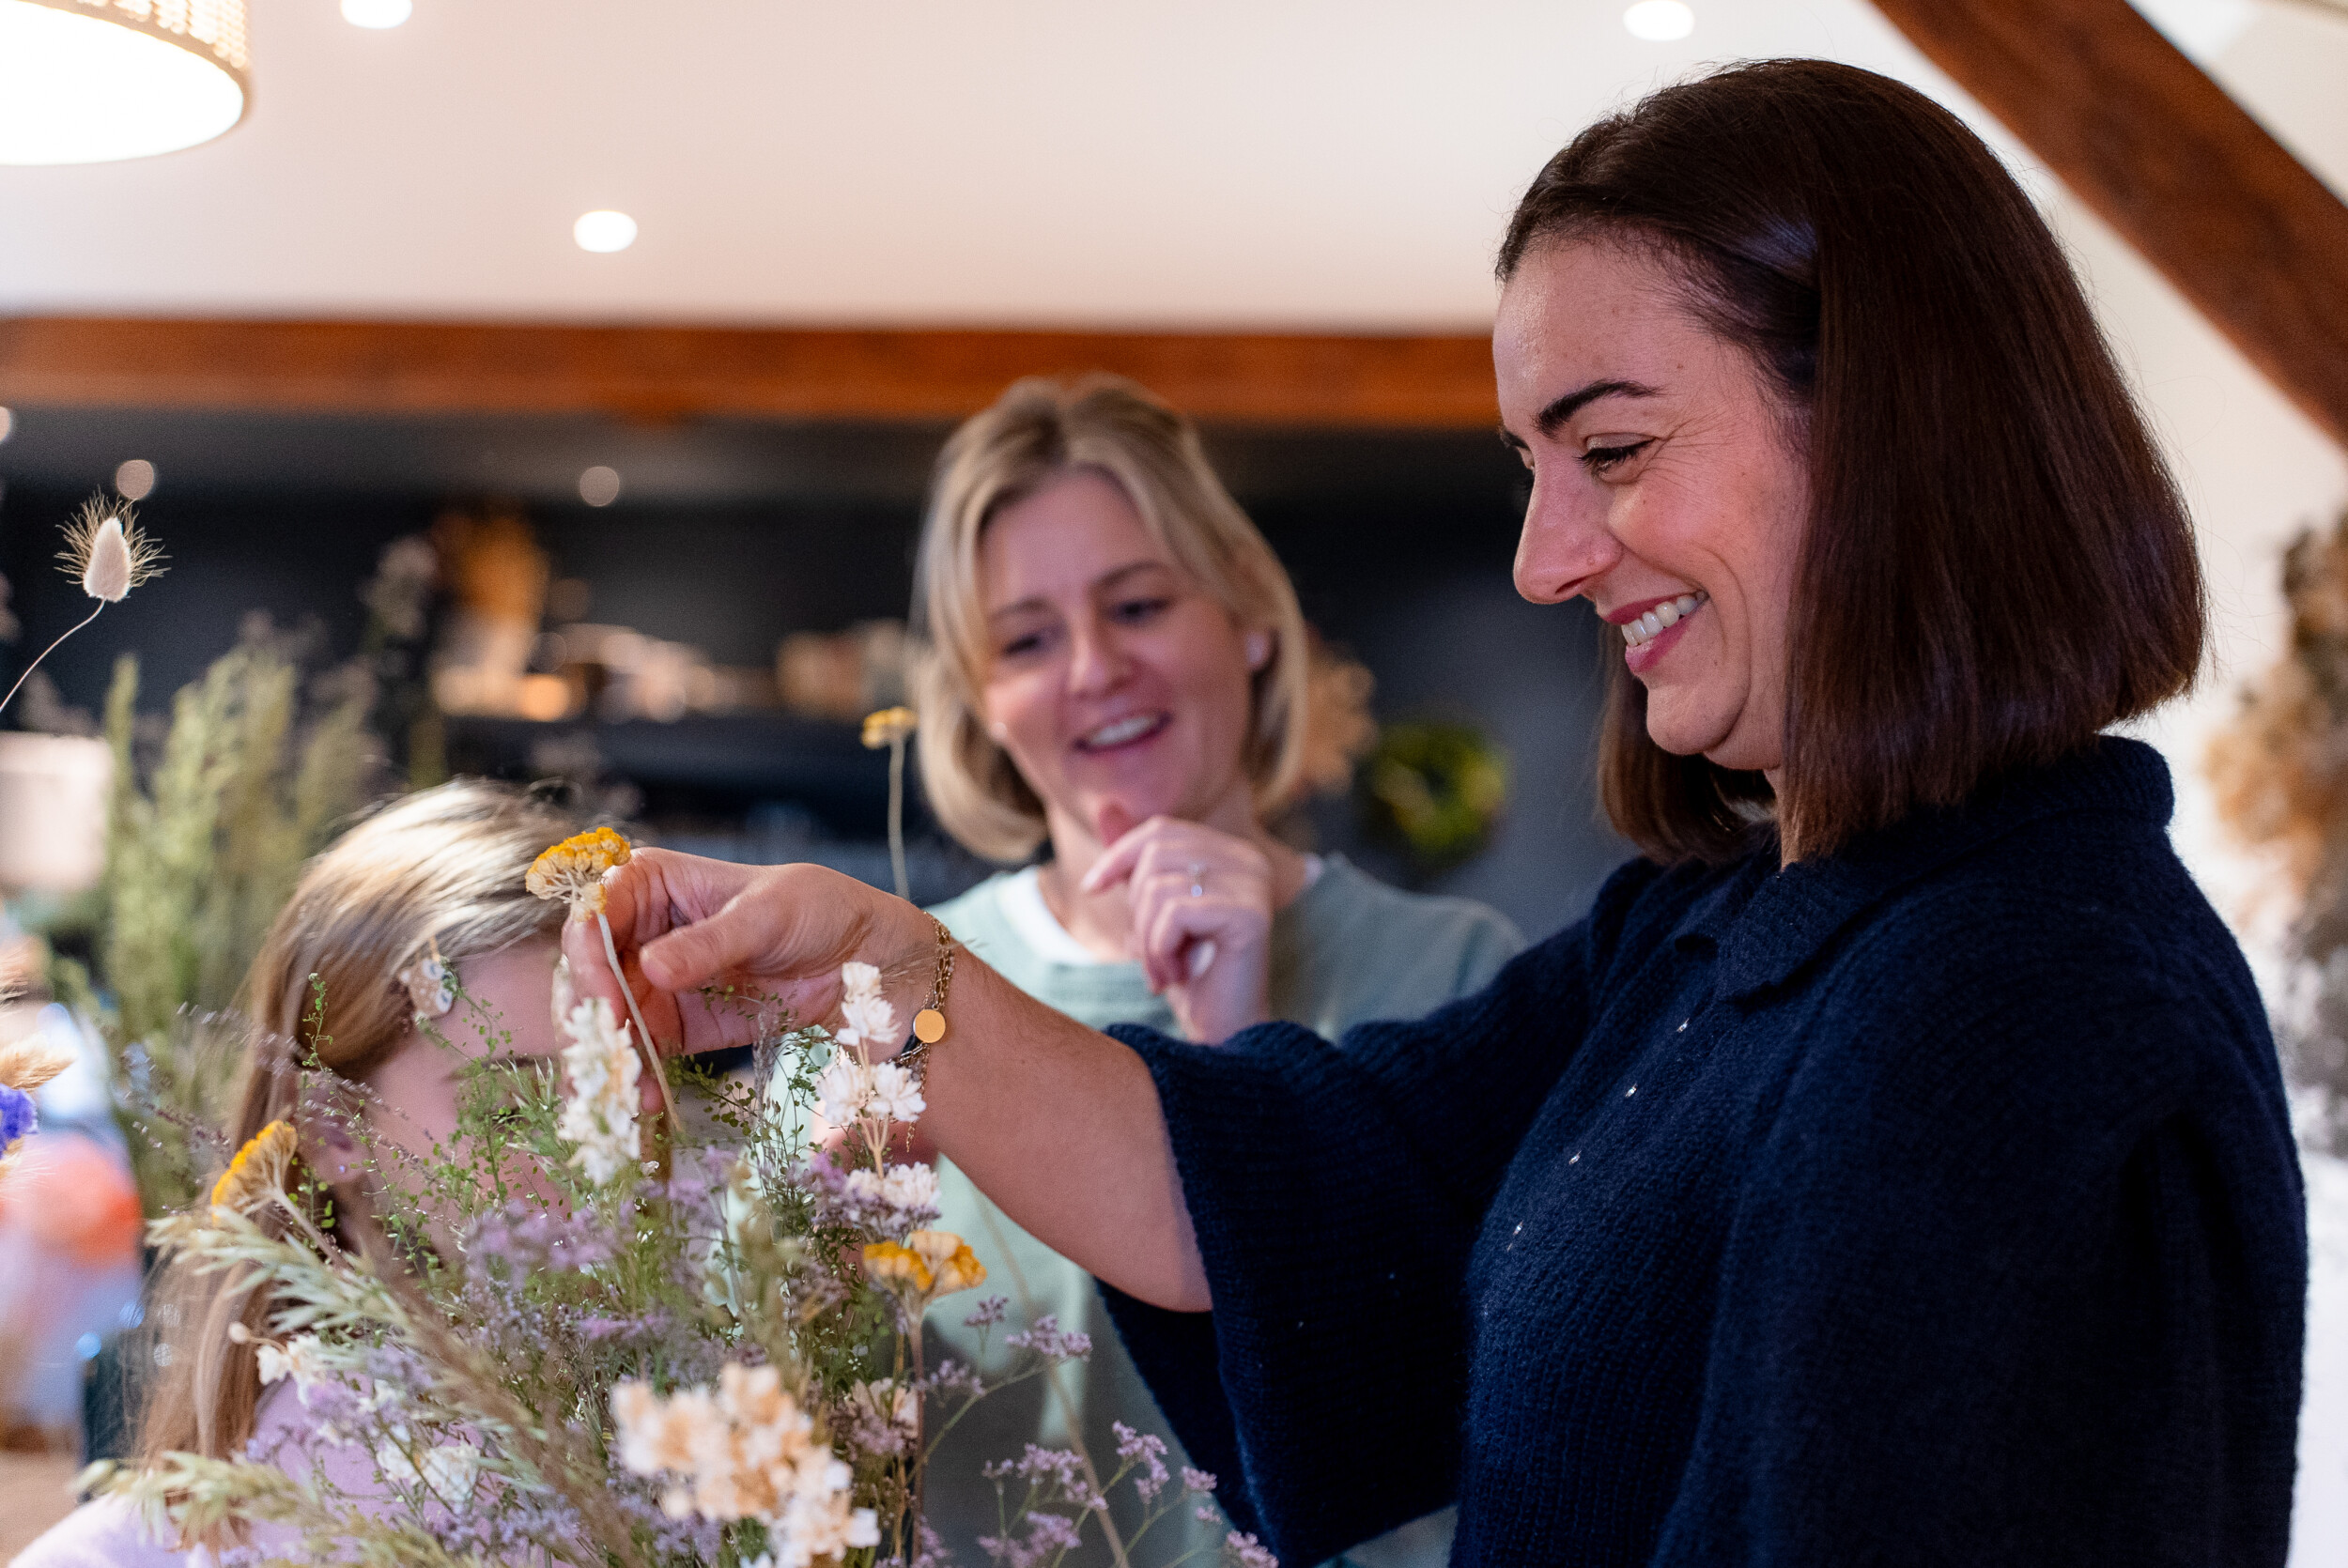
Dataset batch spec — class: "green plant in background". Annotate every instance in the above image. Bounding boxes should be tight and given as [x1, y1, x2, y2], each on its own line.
[59, 639, 378, 1213]
[1361, 719, 1509, 876]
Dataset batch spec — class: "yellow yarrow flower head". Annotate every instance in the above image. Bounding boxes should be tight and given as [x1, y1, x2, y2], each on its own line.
[861, 1239, 932, 1297]
[911, 1228, 986, 1296]
[527, 826, 634, 920]
[864, 1228, 986, 1307]
[210, 1120, 299, 1215]
[861, 706, 918, 749]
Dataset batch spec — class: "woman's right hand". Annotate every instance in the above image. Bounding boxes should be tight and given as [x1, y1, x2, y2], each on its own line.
[577, 847, 1213, 1311]
[565, 850, 938, 1059]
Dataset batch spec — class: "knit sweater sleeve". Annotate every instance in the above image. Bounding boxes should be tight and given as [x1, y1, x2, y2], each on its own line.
[1099, 860, 1662, 1560]
[1650, 894, 2306, 1566]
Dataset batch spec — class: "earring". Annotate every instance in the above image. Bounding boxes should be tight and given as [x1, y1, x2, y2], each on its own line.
[987, 720, 1010, 744]
[1245, 632, 1271, 669]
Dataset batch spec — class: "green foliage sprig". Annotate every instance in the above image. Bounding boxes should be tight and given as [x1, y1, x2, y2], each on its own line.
[74, 638, 378, 1213]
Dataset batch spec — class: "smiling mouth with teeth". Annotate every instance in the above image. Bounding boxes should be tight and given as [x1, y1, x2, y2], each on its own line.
[1620, 592, 1707, 647]
[1077, 713, 1166, 750]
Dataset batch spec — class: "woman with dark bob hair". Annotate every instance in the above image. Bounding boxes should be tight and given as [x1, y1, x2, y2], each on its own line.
[577, 59, 2305, 1565]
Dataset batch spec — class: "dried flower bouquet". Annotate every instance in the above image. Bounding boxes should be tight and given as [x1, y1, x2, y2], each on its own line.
[87, 846, 1261, 1568]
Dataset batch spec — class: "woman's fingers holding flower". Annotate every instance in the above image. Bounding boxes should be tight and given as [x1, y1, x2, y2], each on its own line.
[580, 850, 934, 1057]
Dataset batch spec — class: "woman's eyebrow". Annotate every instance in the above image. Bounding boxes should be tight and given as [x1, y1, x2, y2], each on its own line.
[988, 560, 1170, 621]
[1090, 561, 1173, 593]
[1537, 378, 1661, 438]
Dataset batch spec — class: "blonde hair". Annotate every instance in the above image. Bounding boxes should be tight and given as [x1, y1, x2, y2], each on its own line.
[909, 375, 1310, 863]
[138, 780, 580, 1468]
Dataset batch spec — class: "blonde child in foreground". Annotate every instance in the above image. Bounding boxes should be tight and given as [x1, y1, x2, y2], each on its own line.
[17, 781, 582, 1568]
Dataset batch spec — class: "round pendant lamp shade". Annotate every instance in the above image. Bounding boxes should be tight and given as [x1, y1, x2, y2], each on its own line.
[0, 0, 249, 165]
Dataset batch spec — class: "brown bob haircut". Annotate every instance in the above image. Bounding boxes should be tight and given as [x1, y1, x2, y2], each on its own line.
[1499, 59, 2203, 863]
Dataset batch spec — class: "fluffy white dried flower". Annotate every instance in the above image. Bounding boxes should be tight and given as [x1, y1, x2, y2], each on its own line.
[2, 494, 167, 719]
[254, 1332, 331, 1402]
[558, 996, 641, 1184]
[842, 1161, 942, 1230]
[376, 1433, 483, 1509]
[58, 499, 165, 604]
[835, 961, 898, 1049]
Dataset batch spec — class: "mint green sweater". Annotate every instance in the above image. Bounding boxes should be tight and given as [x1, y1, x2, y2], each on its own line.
[923, 856, 1522, 1568]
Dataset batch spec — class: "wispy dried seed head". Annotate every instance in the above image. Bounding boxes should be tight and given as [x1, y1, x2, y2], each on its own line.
[0, 1035, 77, 1093]
[57, 496, 165, 604]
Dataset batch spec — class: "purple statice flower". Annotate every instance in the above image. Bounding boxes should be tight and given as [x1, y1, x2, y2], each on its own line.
[979, 1512, 1085, 1568]
[880, 1520, 954, 1568]
[1225, 1530, 1278, 1567]
[980, 1445, 1104, 1514]
[283, 1370, 368, 1440]
[1004, 1314, 1090, 1361]
[1113, 1421, 1171, 1501]
[602, 1477, 724, 1560]
[963, 1295, 1009, 1330]
[793, 1151, 939, 1236]
[926, 1358, 985, 1401]
[0, 1084, 36, 1146]
[1183, 1466, 1218, 1495]
[575, 1312, 672, 1343]
[464, 1200, 616, 1279]
[362, 1343, 430, 1410]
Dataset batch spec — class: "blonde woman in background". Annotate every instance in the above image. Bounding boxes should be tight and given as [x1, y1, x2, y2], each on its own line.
[18, 782, 583, 1568]
[911, 376, 1522, 1568]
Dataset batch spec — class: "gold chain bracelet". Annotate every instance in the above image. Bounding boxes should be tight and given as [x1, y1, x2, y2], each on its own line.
[900, 917, 954, 1077]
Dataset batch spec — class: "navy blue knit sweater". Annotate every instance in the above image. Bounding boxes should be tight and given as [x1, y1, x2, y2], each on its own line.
[1101, 740, 2306, 1566]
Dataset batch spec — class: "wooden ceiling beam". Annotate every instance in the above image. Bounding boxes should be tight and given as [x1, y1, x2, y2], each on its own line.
[0, 316, 1500, 430]
[1871, 0, 2348, 451]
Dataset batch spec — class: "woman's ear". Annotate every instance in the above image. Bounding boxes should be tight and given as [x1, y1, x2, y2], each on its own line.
[1244, 630, 1273, 670]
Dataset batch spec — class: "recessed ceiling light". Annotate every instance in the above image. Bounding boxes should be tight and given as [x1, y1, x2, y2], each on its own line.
[1623, 1, 1695, 41]
[579, 466, 624, 507]
[341, 0, 413, 26]
[573, 210, 638, 254]
[114, 458, 156, 500]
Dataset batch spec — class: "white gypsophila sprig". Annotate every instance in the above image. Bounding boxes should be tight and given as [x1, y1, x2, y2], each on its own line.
[1, 494, 167, 717]
[558, 995, 641, 1184]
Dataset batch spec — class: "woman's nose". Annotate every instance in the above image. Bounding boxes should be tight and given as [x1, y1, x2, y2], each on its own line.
[1513, 479, 1621, 607]
[1065, 618, 1127, 695]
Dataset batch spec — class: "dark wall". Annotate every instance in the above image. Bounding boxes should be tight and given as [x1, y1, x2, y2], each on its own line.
[0, 411, 1628, 941]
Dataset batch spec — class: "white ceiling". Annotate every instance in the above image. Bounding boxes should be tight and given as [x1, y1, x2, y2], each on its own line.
[1, 0, 2330, 330]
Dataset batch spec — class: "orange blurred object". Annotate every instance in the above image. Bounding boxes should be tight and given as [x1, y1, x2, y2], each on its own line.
[0, 1134, 141, 1268]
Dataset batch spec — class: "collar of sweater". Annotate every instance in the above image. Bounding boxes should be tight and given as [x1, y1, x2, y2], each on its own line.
[1674, 736, 2174, 1002]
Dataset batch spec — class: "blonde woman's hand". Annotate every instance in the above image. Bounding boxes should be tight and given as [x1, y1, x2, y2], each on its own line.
[564, 848, 935, 1058]
[1082, 815, 1274, 1044]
